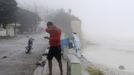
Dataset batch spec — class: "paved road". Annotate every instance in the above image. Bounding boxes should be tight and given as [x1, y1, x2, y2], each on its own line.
[0, 33, 48, 75]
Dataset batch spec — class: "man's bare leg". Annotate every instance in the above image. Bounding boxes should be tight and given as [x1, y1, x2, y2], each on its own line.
[48, 60, 52, 75]
[58, 60, 63, 75]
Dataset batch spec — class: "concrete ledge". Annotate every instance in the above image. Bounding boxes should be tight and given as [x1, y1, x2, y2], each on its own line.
[67, 54, 80, 64]
[67, 54, 82, 75]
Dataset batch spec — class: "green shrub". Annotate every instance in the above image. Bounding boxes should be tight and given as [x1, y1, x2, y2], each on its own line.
[87, 66, 103, 75]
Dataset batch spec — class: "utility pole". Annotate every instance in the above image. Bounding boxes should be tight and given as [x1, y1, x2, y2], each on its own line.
[14, 7, 17, 37]
[14, 15, 17, 37]
[33, 1, 38, 32]
[45, 6, 48, 22]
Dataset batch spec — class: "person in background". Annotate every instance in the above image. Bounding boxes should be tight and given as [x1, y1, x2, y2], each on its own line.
[72, 32, 81, 57]
[45, 22, 63, 75]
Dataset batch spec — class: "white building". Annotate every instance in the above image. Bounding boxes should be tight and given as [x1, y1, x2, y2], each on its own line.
[71, 20, 84, 48]
[71, 20, 82, 38]
[0, 23, 21, 37]
[0, 28, 6, 37]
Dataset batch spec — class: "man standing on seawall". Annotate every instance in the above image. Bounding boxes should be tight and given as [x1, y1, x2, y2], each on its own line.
[45, 22, 63, 75]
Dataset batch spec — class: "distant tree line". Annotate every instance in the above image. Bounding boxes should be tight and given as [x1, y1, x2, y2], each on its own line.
[0, 0, 41, 33]
[0, 0, 17, 28]
[0, 0, 81, 34]
[46, 9, 81, 35]
[16, 8, 41, 33]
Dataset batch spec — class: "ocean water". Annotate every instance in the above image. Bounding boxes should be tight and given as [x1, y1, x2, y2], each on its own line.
[83, 39, 134, 73]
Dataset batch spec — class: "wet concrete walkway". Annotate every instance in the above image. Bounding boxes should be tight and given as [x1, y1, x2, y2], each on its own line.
[0, 33, 48, 75]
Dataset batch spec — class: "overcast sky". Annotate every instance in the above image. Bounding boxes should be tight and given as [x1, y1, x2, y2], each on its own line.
[16, 0, 134, 40]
